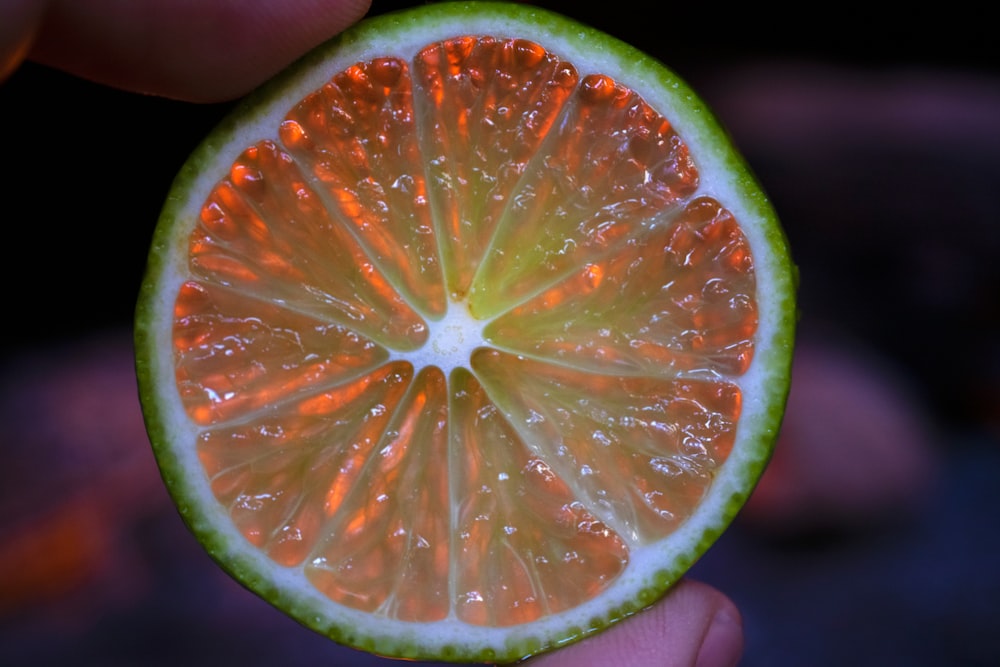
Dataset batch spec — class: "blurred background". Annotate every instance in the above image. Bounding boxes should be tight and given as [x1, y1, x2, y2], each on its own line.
[1, 1, 998, 665]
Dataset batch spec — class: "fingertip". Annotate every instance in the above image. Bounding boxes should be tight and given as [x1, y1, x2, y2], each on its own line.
[0, 0, 48, 82]
[694, 600, 743, 667]
[25, 0, 374, 101]
[667, 580, 743, 667]
[527, 580, 744, 667]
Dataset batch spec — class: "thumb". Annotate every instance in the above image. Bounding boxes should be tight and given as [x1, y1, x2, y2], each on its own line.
[22, 0, 372, 101]
[1, 0, 48, 81]
[526, 579, 743, 667]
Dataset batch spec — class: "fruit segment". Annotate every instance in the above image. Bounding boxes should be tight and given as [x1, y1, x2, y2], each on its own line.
[414, 36, 579, 300]
[190, 140, 427, 352]
[306, 367, 452, 622]
[173, 281, 390, 426]
[196, 362, 413, 566]
[467, 71, 699, 319]
[471, 350, 740, 545]
[281, 57, 446, 319]
[484, 197, 758, 377]
[450, 369, 628, 626]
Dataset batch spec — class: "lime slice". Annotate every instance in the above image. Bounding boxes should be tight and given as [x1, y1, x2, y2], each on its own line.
[135, 2, 796, 662]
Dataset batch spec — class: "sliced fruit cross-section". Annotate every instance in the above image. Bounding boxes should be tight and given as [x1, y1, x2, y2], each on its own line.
[135, 2, 795, 663]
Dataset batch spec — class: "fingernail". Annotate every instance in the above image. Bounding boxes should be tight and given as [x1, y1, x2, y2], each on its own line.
[695, 609, 743, 667]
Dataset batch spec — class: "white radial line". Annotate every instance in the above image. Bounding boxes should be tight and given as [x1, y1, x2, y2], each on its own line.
[406, 46, 472, 619]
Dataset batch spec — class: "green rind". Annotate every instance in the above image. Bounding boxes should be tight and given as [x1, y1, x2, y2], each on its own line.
[134, 1, 796, 663]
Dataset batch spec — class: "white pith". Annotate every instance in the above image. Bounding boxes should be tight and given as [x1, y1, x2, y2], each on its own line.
[138, 2, 794, 661]
[399, 300, 487, 374]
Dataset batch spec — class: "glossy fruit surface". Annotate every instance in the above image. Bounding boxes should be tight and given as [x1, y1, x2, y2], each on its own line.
[135, 2, 796, 662]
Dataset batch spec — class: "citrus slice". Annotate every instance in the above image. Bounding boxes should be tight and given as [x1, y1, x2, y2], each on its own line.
[135, 2, 796, 662]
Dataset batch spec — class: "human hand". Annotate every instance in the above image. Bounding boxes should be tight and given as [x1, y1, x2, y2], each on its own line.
[1, 0, 372, 101]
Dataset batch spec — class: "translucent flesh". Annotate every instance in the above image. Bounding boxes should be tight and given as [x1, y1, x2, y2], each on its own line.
[171, 36, 757, 627]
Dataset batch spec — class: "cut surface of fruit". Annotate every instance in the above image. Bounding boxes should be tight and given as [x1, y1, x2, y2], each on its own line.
[134, 2, 796, 663]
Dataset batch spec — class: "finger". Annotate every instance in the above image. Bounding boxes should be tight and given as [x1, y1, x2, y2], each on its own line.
[25, 0, 372, 101]
[0, 0, 49, 81]
[526, 580, 743, 667]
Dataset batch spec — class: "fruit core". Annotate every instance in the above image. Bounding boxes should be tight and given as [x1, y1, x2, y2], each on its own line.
[419, 302, 486, 373]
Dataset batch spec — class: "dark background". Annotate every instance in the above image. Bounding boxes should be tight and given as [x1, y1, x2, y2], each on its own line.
[2, 1, 998, 665]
